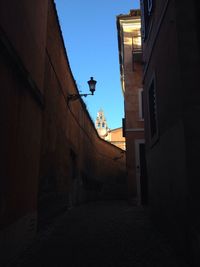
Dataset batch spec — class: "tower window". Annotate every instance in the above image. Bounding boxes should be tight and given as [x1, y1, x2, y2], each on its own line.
[102, 122, 105, 128]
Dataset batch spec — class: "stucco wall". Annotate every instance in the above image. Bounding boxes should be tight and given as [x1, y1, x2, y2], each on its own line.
[0, 1, 48, 264]
[142, 0, 200, 264]
[107, 127, 126, 150]
[143, 0, 189, 254]
[0, 1, 126, 264]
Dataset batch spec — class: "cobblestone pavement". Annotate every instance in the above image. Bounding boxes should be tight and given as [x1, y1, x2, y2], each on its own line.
[9, 201, 188, 267]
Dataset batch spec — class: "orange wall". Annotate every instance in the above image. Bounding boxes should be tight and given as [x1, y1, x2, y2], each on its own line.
[0, 1, 126, 264]
[108, 128, 126, 150]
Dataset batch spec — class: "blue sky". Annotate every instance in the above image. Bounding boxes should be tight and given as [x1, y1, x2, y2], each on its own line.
[54, 0, 140, 129]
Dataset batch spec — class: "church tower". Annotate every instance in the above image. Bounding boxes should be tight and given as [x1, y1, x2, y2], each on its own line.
[95, 109, 109, 139]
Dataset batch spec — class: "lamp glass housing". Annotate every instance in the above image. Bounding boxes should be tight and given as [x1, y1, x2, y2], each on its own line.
[88, 77, 97, 95]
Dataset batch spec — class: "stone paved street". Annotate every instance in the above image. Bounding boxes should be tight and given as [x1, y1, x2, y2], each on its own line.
[9, 201, 188, 267]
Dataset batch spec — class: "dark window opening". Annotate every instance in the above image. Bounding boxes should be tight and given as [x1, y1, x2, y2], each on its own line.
[147, 0, 153, 14]
[140, 0, 154, 40]
[148, 79, 157, 139]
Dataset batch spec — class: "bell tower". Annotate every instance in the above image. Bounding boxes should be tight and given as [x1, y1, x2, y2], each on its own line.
[95, 109, 109, 139]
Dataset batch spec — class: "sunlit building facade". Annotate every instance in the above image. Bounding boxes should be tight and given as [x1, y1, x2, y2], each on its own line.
[117, 10, 147, 204]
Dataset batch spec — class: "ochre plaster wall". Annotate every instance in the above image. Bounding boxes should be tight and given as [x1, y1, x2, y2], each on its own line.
[108, 128, 126, 150]
[0, 1, 126, 264]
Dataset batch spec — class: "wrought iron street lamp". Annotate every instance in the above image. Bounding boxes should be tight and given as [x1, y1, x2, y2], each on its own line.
[67, 77, 97, 102]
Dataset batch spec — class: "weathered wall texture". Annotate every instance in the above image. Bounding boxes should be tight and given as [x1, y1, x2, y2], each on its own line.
[142, 0, 200, 265]
[0, 1, 126, 264]
[0, 0, 48, 262]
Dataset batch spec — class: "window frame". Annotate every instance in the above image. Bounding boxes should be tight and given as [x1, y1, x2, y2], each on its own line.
[147, 0, 153, 14]
[147, 72, 159, 147]
[140, 0, 154, 41]
[138, 88, 144, 121]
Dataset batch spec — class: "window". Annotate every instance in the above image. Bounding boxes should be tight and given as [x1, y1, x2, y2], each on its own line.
[132, 29, 141, 53]
[148, 75, 158, 143]
[98, 123, 100, 128]
[140, 0, 154, 40]
[138, 88, 144, 120]
[132, 27, 142, 71]
[102, 122, 105, 128]
[147, 0, 153, 14]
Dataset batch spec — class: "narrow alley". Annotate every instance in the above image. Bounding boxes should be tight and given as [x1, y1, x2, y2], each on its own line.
[1, 1, 200, 266]
[9, 201, 188, 267]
